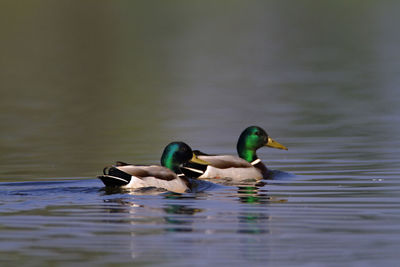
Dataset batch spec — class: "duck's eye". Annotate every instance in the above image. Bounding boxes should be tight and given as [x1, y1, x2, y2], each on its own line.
[254, 131, 261, 136]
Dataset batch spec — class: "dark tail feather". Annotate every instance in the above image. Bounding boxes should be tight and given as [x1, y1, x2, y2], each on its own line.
[98, 175, 130, 187]
[98, 166, 132, 187]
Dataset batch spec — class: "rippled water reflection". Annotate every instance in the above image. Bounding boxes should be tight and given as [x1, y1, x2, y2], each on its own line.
[1, 173, 399, 266]
[1, 1, 400, 266]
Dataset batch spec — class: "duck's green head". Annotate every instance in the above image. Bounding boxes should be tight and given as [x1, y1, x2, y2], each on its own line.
[237, 126, 288, 162]
[161, 142, 209, 173]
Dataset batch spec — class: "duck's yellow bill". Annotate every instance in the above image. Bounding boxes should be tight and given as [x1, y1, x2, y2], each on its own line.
[190, 153, 210, 165]
[266, 137, 288, 150]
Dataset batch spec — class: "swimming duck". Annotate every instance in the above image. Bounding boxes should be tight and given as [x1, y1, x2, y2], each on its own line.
[181, 126, 287, 181]
[98, 142, 209, 193]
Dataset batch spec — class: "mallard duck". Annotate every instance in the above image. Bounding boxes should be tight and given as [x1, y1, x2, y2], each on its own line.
[182, 126, 288, 181]
[98, 142, 209, 193]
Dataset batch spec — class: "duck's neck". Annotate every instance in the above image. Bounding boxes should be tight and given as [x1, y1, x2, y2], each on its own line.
[237, 144, 258, 163]
[237, 142, 272, 179]
[169, 164, 182, 174]
[161, 157, 182, 174]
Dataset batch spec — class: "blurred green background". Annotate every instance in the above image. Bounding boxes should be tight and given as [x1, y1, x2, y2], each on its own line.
[0, 1, 399, 180]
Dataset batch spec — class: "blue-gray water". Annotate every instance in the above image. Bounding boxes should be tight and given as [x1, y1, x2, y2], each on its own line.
[1, 1, 400, 266]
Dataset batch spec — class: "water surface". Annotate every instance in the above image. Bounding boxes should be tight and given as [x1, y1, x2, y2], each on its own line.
[1, 1, 400, 266]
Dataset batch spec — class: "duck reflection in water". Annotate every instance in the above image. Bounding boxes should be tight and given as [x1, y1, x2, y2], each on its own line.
[237, 183, 269, 204]
[99, 182, 286, 262]
[100, 189, 203, 234]
[235, 183, 287, 236]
